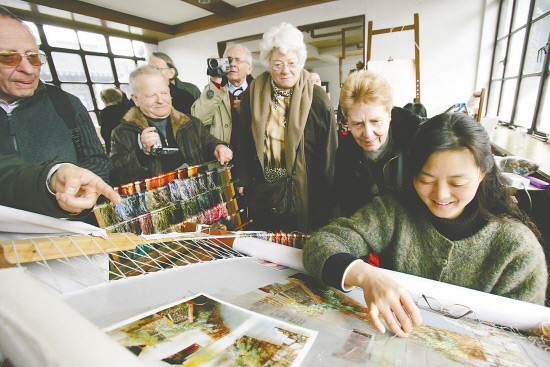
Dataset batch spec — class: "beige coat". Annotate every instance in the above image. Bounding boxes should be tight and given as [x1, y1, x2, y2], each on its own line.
[191, 81, 232, 143]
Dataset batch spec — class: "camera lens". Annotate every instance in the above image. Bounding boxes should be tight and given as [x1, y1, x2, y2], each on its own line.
[208, 58, 219, 68]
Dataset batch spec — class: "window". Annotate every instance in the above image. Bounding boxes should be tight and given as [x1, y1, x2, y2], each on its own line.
[487, 0, 550, 134]
[109, 36, 134, 56]
[44, 25, 80, 50]
[27, 22, 149, 128]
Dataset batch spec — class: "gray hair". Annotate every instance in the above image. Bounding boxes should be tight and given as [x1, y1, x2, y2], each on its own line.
[129, 65, 167, 93]
[151, 52, 178, 79]
[224, 44, 253, 65]
[259, 22, 307, 69]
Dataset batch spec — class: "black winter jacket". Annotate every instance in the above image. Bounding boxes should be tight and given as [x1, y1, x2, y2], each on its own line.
[335, 107, 422, 216]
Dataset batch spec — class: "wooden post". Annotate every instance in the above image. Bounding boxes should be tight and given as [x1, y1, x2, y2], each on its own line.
[414, 13, 421, 103]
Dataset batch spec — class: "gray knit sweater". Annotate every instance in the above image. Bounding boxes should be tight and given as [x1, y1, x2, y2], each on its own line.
[0, 82, 111, 183]
[303, 195, 547, 305]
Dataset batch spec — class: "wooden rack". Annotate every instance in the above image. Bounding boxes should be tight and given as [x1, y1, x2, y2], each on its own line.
[367, 13, 421, 102]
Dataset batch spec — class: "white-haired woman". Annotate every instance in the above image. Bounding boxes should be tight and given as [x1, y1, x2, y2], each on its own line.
[238, 22, 338, 233]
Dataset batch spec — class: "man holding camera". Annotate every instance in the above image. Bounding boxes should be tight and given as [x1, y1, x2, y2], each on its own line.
[191, 44, 254, 147]
[109, 66, 232, 186]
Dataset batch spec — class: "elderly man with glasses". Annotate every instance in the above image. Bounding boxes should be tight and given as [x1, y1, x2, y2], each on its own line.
[192, 44, 254, 147]
[0, 7, 111, 183]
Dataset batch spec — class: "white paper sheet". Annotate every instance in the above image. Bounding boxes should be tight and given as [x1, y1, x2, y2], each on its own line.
[378, 268, 550, 331]
[0, 205, 106, 241]
[233, 237, 305, 272]
[0, 268, 146, 367]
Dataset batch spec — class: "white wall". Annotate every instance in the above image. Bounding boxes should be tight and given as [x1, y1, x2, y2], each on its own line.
[311, 58, 358, 105]
[159, 0, 491, 116]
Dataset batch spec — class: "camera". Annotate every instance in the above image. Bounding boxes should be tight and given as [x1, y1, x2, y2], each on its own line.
[150, 141, 179, 156]
[207, 57, 232, 77]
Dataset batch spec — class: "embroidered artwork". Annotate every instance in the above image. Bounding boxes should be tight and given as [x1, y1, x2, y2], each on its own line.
[410, 325, 487, 363]
[230, 273, 547, 366]
[105, 293, 317, 366]
[255, 273, 370, 320]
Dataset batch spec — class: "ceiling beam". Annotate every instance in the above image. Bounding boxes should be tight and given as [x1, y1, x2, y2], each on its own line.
[174, 0, 337, 35]
[298, 15, 364, 33]
[179, 0, 237, 15]
[22, 0, 174, 34]
[7, 6, 160, 44]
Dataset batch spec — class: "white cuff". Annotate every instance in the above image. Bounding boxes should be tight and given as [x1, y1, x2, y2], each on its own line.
[46, 163, 67, 195]
[341, 259, 365, 292]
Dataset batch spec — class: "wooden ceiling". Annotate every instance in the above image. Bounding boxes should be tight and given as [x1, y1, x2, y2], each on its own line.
[6, 0, 339, 44]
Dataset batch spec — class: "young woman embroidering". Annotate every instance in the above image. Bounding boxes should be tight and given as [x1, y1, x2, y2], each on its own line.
[303, 112, 547, 338]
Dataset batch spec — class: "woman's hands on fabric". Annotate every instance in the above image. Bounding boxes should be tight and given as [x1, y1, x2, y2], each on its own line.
[345, 261, 422, 337]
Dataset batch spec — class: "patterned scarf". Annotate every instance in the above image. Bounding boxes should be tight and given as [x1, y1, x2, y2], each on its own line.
[270, 77, 293, 111]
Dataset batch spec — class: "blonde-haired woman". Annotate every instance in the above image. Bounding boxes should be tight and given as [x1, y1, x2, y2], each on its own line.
[239, 22, 338, 233]
[336, 70, 423, 216]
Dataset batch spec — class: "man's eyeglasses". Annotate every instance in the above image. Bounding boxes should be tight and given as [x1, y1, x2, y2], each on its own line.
[417, 295, 478, 321]
[231, 58, 248, 65]
[270, 61, 299, 71]
[0, 51, 47, 67]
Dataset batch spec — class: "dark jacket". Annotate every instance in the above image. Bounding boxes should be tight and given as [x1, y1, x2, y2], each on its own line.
[99, 102, 126, 154]
[0, 155, 88, 218]
[0, 81, 111, 183]
[110, 107, 224, 186]
[335, 107, 422, 217]
[239, 72, 338, 233]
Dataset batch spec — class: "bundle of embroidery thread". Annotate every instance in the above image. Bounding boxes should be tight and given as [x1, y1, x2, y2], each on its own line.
[94, 165, 234, 235]
[241, 231, 310, 249]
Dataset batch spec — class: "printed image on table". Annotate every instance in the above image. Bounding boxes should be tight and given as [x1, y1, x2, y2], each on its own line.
[105, 293, 317, 366]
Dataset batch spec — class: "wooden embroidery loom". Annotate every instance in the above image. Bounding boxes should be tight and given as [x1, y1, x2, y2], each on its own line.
[0, 224, 270, 367]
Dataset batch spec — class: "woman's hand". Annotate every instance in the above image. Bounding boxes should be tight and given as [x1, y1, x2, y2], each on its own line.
[345, 261, 422, 337]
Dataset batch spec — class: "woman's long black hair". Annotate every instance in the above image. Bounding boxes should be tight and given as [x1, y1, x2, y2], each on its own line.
[403, 112, 538, 235]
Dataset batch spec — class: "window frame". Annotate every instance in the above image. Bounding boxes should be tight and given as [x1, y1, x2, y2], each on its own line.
[33, 23, 146, 127]
[487, 0, 550, 135]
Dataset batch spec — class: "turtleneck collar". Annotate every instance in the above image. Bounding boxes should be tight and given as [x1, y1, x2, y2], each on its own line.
[427, 199, 488, 241]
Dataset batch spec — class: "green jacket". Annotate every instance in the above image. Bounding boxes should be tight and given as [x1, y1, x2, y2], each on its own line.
[303, 195, 548, 305]
[175, 79, 201, 100]
[191, 80, 232, 143]
[110, 107, 224, 186]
